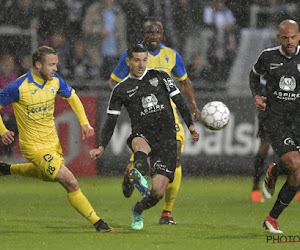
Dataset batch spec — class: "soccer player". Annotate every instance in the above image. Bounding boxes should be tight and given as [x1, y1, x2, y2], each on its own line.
[250, 19, 300, 233]
[108, 17, 201, 225]
[90, 44, 199, 230]
[0, 46, 115, 233]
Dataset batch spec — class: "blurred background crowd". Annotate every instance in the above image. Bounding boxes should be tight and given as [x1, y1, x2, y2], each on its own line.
[0, 0, 299, 87]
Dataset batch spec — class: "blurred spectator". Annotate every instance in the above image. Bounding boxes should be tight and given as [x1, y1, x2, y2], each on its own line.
[203, 0, 237, 81]
[47, 31, 71, 78]
[19, 54, 32, 75]
[186, 54, 207, 81]
[118, 0, 149, 45]
[67, 39, 92, 81]
[0, 0, 39, 29]
[82, 0, 127, 80]
[148, 0, 178, 51]
[63, 0, 90, 41]
[37, 0, 68, 43]
[0, 54, 18, 159]
[252, 0, 298, 28]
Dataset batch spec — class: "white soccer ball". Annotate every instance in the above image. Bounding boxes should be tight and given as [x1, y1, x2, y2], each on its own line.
[200, 101, 230, 130]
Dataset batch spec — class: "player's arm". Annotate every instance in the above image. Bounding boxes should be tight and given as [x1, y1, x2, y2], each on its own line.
[0, 83, 19, 144]
[90, 88, 122, 159]
[57, 75, 94, 140]
[179, 77, 200, 121]
[65, 91, 94, 140]
[171, 93, 199, 142]
[0, 109, 14, 145]
[172, 52, 200, 121]
[249, 52, 267, 112]
[164, 75, 199, 141]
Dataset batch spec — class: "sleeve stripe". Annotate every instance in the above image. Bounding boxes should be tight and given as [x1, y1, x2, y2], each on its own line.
[107, 109, 121, 115]
[252, 67, 263, 76]
[169, 89, 180, 98]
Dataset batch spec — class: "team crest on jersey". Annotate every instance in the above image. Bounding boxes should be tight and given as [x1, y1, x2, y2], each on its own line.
[164, 55, 170, 63]
[50, 86, 56, 95]
[149, 77, 159, 87]
[297, 64, 300, 72]
[279, 76, 296, 91]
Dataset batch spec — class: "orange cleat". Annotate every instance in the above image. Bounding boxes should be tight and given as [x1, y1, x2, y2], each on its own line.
[295, 191, 300, 202]
[250, 189, 265, 203]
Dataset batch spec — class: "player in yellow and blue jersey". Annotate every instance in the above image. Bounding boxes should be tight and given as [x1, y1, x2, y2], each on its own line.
[0, 46, 115, 233]
[108, 17, 201, 225]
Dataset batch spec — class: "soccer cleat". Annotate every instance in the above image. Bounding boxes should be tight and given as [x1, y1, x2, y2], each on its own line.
[94, 219, 116, 233]
[131, 208, 144, 230]
[250, 189, 265, 203]
[159, 211, 177, 225]
[262, 163, 277, 199]
[296, 191, 300, 202]
[129, 167, 150, 197]
[263, 215, 282, 234]
[122, 163, 134, 198]
[0, 161, 11, 176]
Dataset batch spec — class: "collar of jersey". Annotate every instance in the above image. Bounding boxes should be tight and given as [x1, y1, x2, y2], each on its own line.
[141, 41, 163, 56]
[279, 45, 300, 58]
[28, 69, 47, 89]
[129, 68, 149, 80]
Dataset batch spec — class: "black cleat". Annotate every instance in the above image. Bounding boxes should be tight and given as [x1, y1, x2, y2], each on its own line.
[122, 163, 134, 198]
[94, 219, 116, 233]
[0, 161, 11, 176]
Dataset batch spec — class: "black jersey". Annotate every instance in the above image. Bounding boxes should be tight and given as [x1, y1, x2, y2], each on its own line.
[99, 68, 193, 148]
[251, 45, 300, 122]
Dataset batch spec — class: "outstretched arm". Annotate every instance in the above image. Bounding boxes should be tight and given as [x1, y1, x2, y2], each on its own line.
[89, 114, 118, 160]
[179, 77, 201, 121]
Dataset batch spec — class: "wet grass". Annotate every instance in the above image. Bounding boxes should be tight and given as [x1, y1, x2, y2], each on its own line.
[0, 176, 298, 249]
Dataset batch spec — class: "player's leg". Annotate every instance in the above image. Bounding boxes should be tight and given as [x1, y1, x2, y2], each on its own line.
[132, 174, 168, 230]
[0, 161, 44, 179]
[121, 154, 134, 198]
[159, 122, 184, 225]
[31, 149, 115, 233]
[263, 151, 300, 233]
[251, 138, 270, 202]
[125, 135, 151, 197]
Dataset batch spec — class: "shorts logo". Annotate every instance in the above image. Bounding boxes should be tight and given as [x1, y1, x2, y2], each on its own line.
[43, 154, 53, 162]
[284, 137, 295, 146]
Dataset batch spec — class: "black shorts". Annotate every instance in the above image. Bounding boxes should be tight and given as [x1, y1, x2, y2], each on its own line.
[263, 120, 300, 157]
[256, 112, 268, 140]
[127, 131, 177, 182]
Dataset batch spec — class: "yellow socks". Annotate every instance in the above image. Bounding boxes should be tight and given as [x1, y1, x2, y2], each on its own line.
[10, 163, 43, 179]
[67, 188, 100, 225]
[163, 165, 182, 212]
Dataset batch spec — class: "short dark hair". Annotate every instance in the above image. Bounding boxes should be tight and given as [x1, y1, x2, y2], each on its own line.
[142, 16, 163, 30]
[127, 44, 147, 58]
[32, 46, 56, 66]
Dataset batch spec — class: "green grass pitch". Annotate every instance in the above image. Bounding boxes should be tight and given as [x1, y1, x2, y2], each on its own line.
[0, 176, 299, 250]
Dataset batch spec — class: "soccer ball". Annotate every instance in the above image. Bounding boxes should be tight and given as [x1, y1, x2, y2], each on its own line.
[200, 101, 230, 130]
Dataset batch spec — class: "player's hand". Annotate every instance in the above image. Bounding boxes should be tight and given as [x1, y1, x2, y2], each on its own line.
[253, 95, 266, 111]
[90, 146, 104, 160]
[191, 105, 201, 122]
[1, 130, 15, 145]
[81, 124, 94, 140]
[189, 125, 199, 142]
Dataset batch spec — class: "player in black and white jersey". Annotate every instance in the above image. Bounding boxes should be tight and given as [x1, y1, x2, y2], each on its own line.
[89, 44, 199, 230]
[250, 19, 300, 234]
